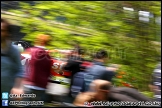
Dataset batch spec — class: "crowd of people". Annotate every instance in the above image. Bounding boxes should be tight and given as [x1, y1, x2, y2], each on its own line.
[1, 18, 161, 107]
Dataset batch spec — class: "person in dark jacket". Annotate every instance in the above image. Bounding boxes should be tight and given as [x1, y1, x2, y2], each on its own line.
[63, 48, 85, 97]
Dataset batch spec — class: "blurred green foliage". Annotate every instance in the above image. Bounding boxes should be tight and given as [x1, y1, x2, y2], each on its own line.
[7, 1, 161, 91]
[141, 91, 154, 99]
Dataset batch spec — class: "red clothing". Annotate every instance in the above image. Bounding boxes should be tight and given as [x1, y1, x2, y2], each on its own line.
[23, 47, 52, 88]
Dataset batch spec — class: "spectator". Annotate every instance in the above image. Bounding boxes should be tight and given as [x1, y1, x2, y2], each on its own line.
[1, 18, 24, 100]
[149, 62, 161, 106]
[63, 48, 85, 97]
[23, 34, 52, 102]
[74, 80, 152, 107]
[83, 50, 116, 91]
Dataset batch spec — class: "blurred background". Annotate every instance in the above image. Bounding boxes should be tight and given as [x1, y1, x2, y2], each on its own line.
[1, 1, 161, 105]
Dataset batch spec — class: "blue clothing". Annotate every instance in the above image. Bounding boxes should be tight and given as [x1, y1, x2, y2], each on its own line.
[86, 61, 116, 80]
[1, 44, 24, 93]
[84, 61, 116, 91]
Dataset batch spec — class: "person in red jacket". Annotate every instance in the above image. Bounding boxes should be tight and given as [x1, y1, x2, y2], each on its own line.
[23, 34, 52, 104]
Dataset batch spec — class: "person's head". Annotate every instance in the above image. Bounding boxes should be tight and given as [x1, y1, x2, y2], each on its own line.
[35, 34, 51, 46]
[89, 80, 112, 101]
[72, 48, 85, 56]
[93, 50, 108, 62]
[1, 18, 12, 42]
[73, 92, 96, 106]
[72, 40, 80, 48]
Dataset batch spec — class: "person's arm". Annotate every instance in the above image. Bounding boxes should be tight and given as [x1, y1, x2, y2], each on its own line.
[63, 60, 74, 71]
[10, 46, 24, 99]
[149, 76, 160, 92]
[148, 73, 157, 92]
[149, 84, 159, 92]
[14, 46, 24, 88]
[106, 67, 118, 72]
[58, 62, 67, 75]
[107, 64, 120, 72]
[102, 70, 116, 81]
